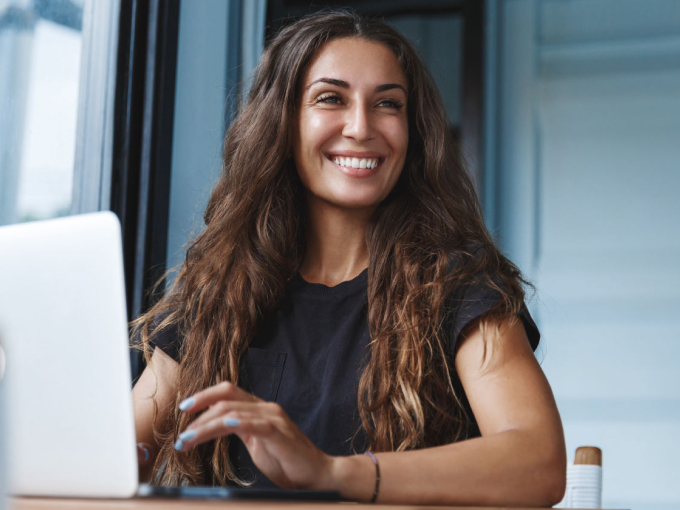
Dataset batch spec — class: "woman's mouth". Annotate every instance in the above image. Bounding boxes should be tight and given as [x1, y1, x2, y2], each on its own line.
[326, 155, 384, 177]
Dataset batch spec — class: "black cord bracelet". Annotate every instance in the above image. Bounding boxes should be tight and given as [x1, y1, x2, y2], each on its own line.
[364, 451, 380, 503]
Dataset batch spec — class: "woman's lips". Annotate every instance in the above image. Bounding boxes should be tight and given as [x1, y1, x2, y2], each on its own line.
[326, 155, 384, 178]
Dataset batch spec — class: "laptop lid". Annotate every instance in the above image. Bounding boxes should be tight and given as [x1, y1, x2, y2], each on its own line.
[0, 212, 138, 497]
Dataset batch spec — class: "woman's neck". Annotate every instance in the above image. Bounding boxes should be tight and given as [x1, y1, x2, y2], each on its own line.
[300, 196, 374, 287]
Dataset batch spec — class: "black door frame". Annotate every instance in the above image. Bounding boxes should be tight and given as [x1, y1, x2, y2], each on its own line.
[112, 0, 180, 379]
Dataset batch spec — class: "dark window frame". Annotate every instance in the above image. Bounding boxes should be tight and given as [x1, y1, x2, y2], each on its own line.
[112, 0, 180, 379]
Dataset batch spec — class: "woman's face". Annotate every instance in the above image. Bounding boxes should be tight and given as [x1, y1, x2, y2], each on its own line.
[293, 37, 409, 211]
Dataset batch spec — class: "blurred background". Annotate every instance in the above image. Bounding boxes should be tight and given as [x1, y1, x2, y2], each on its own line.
[0, 0, 678, 508]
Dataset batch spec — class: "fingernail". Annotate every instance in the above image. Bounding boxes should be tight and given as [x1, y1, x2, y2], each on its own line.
[178, 397, 195, 411]
[143, 447, 149, 462]
[223, 417, 240, 427]
[174, 439, 184, 451]
[179, 430, 196, 441]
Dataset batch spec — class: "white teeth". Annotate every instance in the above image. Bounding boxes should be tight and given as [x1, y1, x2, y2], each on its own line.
[330, 156, 380, 170]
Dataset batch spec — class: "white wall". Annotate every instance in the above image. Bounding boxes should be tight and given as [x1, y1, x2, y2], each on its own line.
[488, 1, 680, 508]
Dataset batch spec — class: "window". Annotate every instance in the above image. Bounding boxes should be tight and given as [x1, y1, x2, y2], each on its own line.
[0, 0, 84, 226]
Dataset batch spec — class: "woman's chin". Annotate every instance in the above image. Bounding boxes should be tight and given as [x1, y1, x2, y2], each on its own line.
[325, 195, 385, 211]
[305, 185, 393, 211]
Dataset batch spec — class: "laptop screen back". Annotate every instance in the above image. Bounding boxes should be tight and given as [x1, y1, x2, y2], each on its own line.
[0, 212, 138, 497]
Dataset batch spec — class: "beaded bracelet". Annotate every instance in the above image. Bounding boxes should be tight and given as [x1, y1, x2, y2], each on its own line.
[364, 451, 380, 503]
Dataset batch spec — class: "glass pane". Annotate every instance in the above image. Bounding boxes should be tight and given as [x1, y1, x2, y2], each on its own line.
[166, 0, 265, 275]
[0, 0, 84, 226]
[166, 0, 231, 274]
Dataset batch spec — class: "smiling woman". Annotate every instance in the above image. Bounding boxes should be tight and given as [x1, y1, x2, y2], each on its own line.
[130, 9, 566, 506]
[294, 38, 408, 214]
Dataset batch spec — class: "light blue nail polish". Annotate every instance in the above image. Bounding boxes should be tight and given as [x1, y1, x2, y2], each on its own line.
[223, 417, 241, 427]
[143, 447, 149, 462]
[174, 439, 184, 451]
[179, 430, 196, 441]
[178, 397, 195, 411]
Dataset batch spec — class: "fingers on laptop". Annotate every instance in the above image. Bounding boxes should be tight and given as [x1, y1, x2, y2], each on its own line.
[174, 412, 278, 451]
[183, 400, 259, 430]
[177, 381, 259, 413]
[175, 402, 288, 451]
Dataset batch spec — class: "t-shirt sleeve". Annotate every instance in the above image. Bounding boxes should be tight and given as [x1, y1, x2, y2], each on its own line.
[447, 280, 540, 354]
[147, 315, 183, 363]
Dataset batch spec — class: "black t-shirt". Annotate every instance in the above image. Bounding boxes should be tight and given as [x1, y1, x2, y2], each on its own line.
[150, 267, 540, 488]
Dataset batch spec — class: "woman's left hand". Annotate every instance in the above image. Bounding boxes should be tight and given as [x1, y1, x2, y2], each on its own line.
[174, 381, 336, 490]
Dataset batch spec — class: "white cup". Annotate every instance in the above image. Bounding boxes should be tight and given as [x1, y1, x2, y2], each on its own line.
[565, 464, 602, 508]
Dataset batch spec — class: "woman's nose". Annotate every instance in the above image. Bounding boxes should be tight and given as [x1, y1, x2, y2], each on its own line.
[342, 103, 374, 142]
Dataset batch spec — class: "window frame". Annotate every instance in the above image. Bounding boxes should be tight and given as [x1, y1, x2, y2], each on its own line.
[72, 0, 121, 216]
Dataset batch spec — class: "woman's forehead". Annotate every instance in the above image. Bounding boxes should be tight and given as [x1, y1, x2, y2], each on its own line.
[302, 38, 407, 92]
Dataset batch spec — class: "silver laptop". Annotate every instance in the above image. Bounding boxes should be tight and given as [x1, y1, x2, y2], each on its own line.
[0, 212, 341, 501]
[0, 212, 138, 497]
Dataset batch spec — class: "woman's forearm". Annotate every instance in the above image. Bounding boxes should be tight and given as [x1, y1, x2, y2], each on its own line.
[327, 428, 566, 506]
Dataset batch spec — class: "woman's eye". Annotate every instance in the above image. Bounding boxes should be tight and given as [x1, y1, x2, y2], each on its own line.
[378, 99, 404, 109]
[316, 94, 343, 105]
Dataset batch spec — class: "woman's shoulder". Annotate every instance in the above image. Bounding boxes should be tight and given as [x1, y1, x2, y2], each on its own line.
[445, 242, 492, 274]
[145, 311, 184, 363]
[442, 242, 540, 353]
[444, 240, 528, 295]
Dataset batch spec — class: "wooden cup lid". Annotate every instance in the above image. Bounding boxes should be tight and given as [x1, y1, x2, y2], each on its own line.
[574, 446, 602, 466]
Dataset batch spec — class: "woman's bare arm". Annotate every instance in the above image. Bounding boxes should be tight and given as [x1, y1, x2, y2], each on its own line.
[132, 348, 180, 483]
[329, 317, 567, 506]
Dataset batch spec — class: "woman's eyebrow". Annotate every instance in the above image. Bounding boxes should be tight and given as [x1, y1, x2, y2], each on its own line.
[305, 77, 407, 94]
[375, 83, 407, 94]
[305, 78, 349, 90]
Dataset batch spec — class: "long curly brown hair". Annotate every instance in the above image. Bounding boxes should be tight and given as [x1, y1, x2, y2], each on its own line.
[132, 9, 529, 486]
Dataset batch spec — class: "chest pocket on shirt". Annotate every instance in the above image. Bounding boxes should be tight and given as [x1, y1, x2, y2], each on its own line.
[239, 347, 287, 402]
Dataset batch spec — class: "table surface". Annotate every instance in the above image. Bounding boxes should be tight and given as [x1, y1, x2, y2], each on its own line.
[9, 498, 622, 510]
